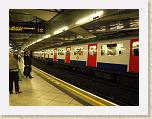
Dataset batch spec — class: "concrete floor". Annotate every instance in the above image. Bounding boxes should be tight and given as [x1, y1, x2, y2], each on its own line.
[9, 60, 83, 106]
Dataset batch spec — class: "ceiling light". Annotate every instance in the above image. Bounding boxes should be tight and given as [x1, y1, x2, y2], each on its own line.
[31, 41, 36, 45]
[96, 29, 106, 32]
[37, 39, 43, 42]
[43, 34, 51, 39]
[54, 26, 69, 35]
[89, 30, 93, 32]
[75, 11, 104, 25]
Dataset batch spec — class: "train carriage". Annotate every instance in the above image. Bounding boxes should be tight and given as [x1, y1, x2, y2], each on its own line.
[97, 38, 131, 72]
[33, 36, 139, 73]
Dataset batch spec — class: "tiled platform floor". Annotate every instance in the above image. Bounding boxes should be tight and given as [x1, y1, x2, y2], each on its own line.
[9, 60, 84, 106]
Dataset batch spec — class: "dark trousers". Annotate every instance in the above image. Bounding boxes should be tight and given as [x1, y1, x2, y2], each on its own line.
[9, 71, 20, 93]
[24, 65, 32, 78]
[26, 72, 32, 78]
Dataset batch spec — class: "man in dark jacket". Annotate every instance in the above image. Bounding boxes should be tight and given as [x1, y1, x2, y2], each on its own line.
[24, 51, 33, 78]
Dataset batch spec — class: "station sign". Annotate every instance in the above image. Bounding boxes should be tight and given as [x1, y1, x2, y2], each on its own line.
[9, 22, 45, 34]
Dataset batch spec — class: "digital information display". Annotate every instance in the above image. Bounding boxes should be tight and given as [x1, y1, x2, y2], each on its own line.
[9, 22, 45, 34]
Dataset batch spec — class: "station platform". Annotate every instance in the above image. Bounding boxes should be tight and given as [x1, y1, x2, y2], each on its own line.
[9, 71, 84, 106]
[9, 60, 85, 106]
[9, 59, 117, 106]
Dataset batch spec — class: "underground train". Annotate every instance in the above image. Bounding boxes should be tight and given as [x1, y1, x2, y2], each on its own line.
[33, 36, 139, 73]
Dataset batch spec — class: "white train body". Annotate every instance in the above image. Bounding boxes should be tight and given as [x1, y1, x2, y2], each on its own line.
[33, 36, 139, 73]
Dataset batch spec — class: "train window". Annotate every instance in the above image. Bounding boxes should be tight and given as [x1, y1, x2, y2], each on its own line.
[89, 45, 97, 56]
[50, 50, 53, 55]
[132, 41, 139, 56]
[58, 49, 64, 55]
[101, 43, 124, 56]
[74, 47, 84, 56]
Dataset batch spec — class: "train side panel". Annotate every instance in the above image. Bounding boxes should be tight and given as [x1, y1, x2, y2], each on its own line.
[56, 47, 66, 64]
[44, 50, 49, 59]
[97, 39, 130, 72]
[65, 47, 71, 64]
[129, 39, 139, 73]
[36, 51, 43, 60]
[33, 51, 38, 59]
[70, 44, 88, 66]
[87, 43, 97, 67]
[54, 48, 57, 62]
[37, 51, 41, 59]
[48, 49, 54, 62]
[33, 37, 139, 73]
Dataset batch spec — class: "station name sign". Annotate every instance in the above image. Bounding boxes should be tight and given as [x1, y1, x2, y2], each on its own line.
[9, 22, 45, 34]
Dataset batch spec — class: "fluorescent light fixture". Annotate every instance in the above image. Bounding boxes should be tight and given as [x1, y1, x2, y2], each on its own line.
[54, 26, 69, 35]
[43, 34, 51, 39]
[32, 41, 36, 45]
[75, 11, 104, 25]
[37, 39, 43, 42]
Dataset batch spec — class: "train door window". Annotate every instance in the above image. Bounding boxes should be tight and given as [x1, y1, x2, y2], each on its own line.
[66, 47, 70, 55]
[132, 41, 139, 56]
[101, 43, 124, 56]
[89, 45, 97, 56]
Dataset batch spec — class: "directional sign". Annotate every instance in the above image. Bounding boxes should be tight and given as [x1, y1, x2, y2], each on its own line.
[9, 22, 45, 34]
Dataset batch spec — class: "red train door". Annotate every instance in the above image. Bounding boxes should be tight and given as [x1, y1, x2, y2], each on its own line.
[87, 44, 97, 67]
[129, 39, 139, 73]
[54, 48, 57, 62]
[65, 47, 71, 64]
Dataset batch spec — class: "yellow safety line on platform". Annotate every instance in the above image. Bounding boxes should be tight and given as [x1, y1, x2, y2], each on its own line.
[32, 66, 117, 106]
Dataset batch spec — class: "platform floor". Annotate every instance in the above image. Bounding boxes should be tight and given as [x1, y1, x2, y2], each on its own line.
[9, 60, 84, 106]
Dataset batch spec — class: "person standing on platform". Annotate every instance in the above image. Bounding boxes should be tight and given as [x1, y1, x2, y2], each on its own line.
[24, 51, 33, 78]
[9, 51, 21, 94]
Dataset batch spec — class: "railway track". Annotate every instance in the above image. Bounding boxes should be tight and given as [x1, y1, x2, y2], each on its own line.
[32, 58, 139, 106]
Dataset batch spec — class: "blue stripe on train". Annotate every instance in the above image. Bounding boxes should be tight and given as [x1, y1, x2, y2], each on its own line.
[48, 58, 127, 72]
[48, 58, 65, 64]
[48, 58, 53, 62]
[97, 62, 127, 72]
[57, 59, 65, 64]
[70, 60, 86, 66]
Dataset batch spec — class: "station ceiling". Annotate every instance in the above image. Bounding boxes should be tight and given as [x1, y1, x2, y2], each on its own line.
[9, 9, 139, 51]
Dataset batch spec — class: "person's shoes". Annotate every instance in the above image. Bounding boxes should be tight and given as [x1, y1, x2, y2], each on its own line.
[10, 92, 13, 94]
[16, 91, 21, 94]
[29, 76, 34, 78]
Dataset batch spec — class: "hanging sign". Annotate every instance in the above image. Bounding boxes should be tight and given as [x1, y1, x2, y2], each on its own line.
[9, 22, 45, 34]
